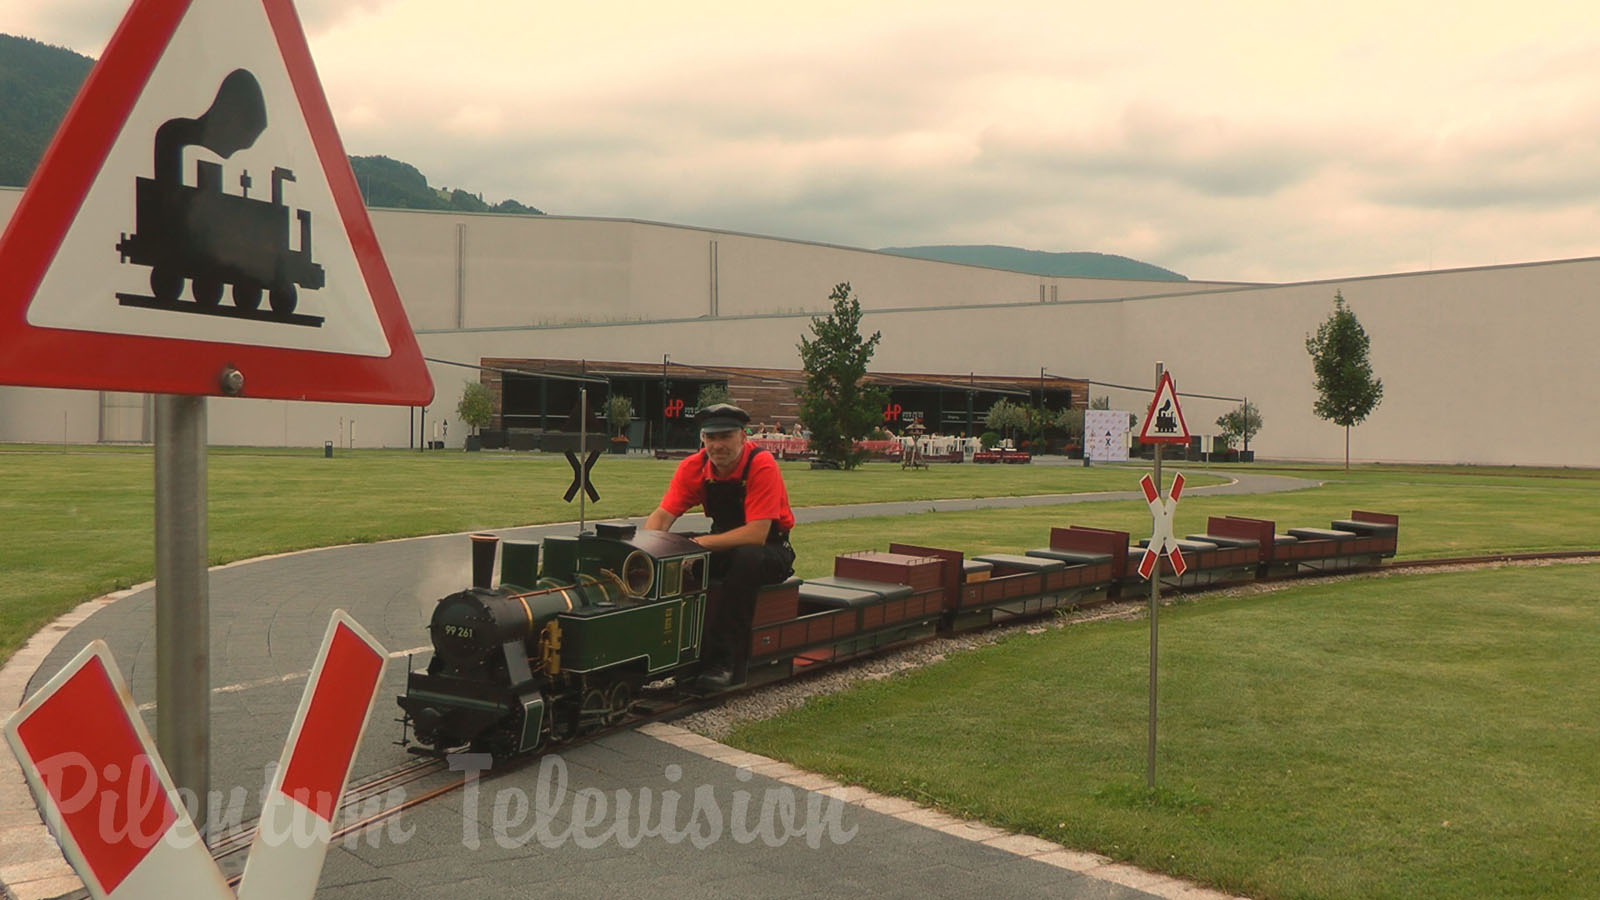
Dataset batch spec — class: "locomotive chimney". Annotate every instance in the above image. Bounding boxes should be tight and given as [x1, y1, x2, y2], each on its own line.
[470, 533, 499, 590]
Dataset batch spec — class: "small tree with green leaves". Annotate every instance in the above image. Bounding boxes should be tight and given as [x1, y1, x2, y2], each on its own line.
[1306, 291, 1384, 470]
[984, 399, 1027, 443]
[457, 381, 493, 435]
[1090, 394, 1138, 430]
[603, 393, 635, 437]
[696, 383, 730, 409]
[1215, 401, 1263, 451]
[796, 283, 886, 468]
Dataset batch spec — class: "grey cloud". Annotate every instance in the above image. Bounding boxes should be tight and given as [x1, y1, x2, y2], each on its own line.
[1363, 123, 1600, 211]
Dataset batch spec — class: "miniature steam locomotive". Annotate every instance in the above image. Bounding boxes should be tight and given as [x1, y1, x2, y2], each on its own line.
[399, 524, 712, 757]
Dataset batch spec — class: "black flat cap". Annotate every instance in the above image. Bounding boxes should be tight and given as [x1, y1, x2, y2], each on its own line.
[696, 403, 750, 434]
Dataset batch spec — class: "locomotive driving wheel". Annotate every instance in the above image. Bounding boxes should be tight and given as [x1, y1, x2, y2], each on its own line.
[270, 283, 298, 315]
[233, 282, 263, 311]
[578, 688, 609, 733]
[151, 267, 182, 302]
[604, 681, 633, 726]
[193, 278, 223, 307]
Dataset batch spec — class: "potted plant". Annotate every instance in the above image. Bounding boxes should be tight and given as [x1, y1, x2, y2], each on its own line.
[457, 380, 493, 451]
[604, 393, 635, 453]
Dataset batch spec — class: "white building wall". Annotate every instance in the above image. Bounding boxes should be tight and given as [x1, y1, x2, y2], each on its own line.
[3, 187, 1596, 466]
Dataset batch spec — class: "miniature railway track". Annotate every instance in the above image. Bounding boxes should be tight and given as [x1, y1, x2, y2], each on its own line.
[208, 695, 714, 878]
[206, 546, 1597, 873]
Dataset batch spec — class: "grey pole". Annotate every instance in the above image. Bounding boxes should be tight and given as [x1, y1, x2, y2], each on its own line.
[154, 393, 209, 830]
[1148, 361, 1163, 792]
[579, 387, 588, 532]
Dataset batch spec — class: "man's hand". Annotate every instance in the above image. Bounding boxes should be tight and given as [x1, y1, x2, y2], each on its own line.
[692, 519, 773, 551]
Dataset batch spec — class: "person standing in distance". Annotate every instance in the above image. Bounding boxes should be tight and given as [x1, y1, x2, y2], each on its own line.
[644, 403, 796, 688]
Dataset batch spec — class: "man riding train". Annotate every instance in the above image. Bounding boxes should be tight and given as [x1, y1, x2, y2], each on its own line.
[644, 403, 796, 689]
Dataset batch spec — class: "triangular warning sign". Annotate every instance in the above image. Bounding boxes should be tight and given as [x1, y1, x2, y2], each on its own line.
[0, 0, 432, 405]
[1139, 370, 1190, 443]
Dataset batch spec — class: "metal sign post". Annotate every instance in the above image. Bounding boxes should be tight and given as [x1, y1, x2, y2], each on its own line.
[1147, 364, 1162, 791]
[579, 388, 589, 530]
[1136, 360, 1191, 792]
[154, 394, 209, 828]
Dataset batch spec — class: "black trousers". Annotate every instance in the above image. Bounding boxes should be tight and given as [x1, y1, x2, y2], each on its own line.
[705, 541, 795, 676]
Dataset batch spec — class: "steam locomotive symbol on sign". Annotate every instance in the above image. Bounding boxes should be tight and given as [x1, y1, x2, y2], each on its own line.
[115, 68, 325, 327]
[1154, 398, 1178, 434]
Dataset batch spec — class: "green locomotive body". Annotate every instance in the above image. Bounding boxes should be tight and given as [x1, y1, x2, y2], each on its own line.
[398, 524, 710, 757]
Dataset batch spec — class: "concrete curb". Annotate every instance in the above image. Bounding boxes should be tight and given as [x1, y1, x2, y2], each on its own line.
[637, 722, 1247, 900]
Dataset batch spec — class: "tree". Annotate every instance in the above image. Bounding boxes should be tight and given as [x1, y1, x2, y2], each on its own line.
[696, 383, 730, 409]
[1090, 395, 1138, 430]
[456, 381, 493, 435]
[1305, 291, 1384, 470]
[603, 393, 635, 436]
[796, 283, 886, 469]
[1214, 401, 1263, 451]
[983, 399, 1027, 442]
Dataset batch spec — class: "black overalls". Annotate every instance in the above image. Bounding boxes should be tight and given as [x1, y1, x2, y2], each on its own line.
[701, 448, 795, 678]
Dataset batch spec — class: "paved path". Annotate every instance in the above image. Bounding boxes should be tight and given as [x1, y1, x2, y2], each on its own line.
[2, 470, 1310, 899]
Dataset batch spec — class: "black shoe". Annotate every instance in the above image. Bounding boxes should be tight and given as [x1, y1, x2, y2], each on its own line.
[696, 666, 745, 691]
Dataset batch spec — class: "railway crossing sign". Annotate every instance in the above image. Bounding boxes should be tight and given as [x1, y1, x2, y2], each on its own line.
[565, 449, 603, 503]
[5, 611, 388, 900]
[238, 612, 387, 900]
[1138, 471, 1188, 580]
[1138, 371, 1190, 444]
[0, 0, 432, 405]
[4, 642, 233, 900]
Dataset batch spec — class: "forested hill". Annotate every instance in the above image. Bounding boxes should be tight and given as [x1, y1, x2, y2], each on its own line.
[0, 35, 94, 188]
[879, 245, 1187, 281]
[0, 33, 543, 214]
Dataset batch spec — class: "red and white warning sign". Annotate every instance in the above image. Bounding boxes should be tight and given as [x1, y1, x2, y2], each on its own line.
[1138, 371, 1190, 444]
[3, 642, 232, 900]
[0, 0, 432, 405]
[1138, 471, 1188, 580]
[5, 611, 388, 900]
[237, 611, 387, 900]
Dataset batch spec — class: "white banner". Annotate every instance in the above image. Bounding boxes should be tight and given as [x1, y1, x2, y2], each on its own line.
[1085, 410, 1131, 461]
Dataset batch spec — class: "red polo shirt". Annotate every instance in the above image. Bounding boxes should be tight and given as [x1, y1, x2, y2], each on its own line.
[659, 444, 795, 532]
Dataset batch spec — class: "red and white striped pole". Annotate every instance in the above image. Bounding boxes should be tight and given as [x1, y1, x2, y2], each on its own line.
[237, 611, 387, 900]
[4, 643, 232, 900]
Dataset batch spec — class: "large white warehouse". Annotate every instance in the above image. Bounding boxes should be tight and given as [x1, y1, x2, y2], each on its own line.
[2, 186, 1595, 467]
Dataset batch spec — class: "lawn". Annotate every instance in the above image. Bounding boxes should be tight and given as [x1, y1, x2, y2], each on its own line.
[4, 446, 1598, 897]
[0, 445, 1215, 662]
[729, 565, 1600, 899]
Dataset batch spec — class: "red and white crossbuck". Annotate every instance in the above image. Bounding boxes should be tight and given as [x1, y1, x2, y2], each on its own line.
[1137, 472, 1188, 580]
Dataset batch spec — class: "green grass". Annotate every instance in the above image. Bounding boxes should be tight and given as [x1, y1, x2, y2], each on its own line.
[787, 463, 1600, 575]
[5, 446, 1599, 896]
[729, 566, 1600, 899]
[0, 445, 1214, 661]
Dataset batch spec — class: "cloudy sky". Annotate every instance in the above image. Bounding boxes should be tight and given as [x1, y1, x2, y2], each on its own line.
[11, 0, 1600, 282]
